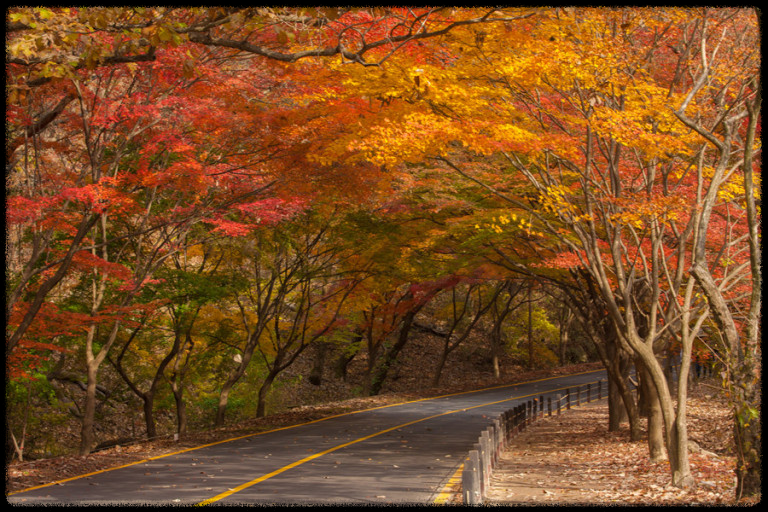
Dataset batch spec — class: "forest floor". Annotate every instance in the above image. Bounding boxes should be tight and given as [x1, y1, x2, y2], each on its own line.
[6, 369, 752, 506]
[480, 381, 749, 506]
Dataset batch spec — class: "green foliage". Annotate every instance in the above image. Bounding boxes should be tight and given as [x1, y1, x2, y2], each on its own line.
[6, 373, 73, 458]
[7, 372, 56, 407]
[500, 305, 560, 367]
[158, 267, 238, 307]
[504, 307, 558, 347]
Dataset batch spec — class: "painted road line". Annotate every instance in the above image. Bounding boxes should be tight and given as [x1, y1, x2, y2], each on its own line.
[432, 463, 464, 504]
[8, 369, 603, 499]
[6, 391, 462, 496]
[195, 410, 454, 505]
[432, 376, 610, 504]
[196, 378, 604, 505]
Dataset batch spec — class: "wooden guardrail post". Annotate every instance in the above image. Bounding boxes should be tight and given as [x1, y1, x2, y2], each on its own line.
[488, 425, 497, 465]
[513, 407, 519, 434]
[463, 450, 481, 504]
[484, 430, 493, 486]
[460, 380, 614, 504]
[498, 419, 504, 453]
[479, 432, 491, 491]
[489, 426, 498, 468]
[527, 400, 532, 426]
[474, 441, 485, 497]
[520, 403, 526, 430]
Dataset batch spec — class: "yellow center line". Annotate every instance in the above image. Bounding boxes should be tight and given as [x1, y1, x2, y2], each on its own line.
[433, 463, 464, 504]
[9, 369, 602, 502]
[197, 377, 603, 505]
[196, 410, 449, 506]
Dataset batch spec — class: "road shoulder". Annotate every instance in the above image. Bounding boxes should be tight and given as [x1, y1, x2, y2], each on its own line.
[483, 394, 736, 505]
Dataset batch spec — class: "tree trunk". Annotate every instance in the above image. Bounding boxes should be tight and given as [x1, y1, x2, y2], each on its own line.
[369, 309, 417, 396]
[79, 361, 99, 456]
[142, 395, 157, 440]
[632, 341, 694, 488]
[591, 325, 641, 441]
[527, 281, 534, 368]
[432, 347, 450, 387]
[5, 417, 15, 465]
[169, 331, 193, 439]
[731, 357, 762, 499]
[308, 341, 327, 386]
[216, 360, 248, 427]
[640, 363, 667, 462]
[256, 372, 277, 418]
[492, 353, 501, 380]
[690, 264, 761, 499]
[171, 384, 187, 438]
[490, 319, 504, 379]
[79, 319, 122, 456]
[334, 333, 362, 381]
[334, 352, 355, 381]
[618, 367, 642, 442]
[607, 373, 627, 431]
[114, 332, 177, 441]
[488, 280, 522, 380]
[215, 333, 257, 427]
[558, 307, 573, 366]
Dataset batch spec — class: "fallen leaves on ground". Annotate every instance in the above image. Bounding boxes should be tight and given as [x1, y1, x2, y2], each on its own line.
[484, 381, 741, 506]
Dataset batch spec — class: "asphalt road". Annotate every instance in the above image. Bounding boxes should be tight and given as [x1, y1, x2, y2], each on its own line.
[7, 368, 605, 505]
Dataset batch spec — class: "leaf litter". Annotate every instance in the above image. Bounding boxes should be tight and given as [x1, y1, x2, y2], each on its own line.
[482, 379, 743, 505]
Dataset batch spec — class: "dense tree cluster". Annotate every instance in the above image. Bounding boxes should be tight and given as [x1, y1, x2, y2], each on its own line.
[6, 7, 760, 498]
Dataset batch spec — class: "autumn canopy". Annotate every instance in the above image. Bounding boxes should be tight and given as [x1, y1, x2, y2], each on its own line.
[6, 7, 761, 499]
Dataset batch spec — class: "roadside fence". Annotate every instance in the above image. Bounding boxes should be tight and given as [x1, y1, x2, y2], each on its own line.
[461, 379, 608, 505]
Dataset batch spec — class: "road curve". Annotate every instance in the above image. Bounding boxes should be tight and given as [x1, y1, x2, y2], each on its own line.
[7, 369, 605, 505]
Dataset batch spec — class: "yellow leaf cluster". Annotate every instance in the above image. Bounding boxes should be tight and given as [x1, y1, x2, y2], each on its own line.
[475, 211, 545, 238]
[350, 111, 471, 167]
